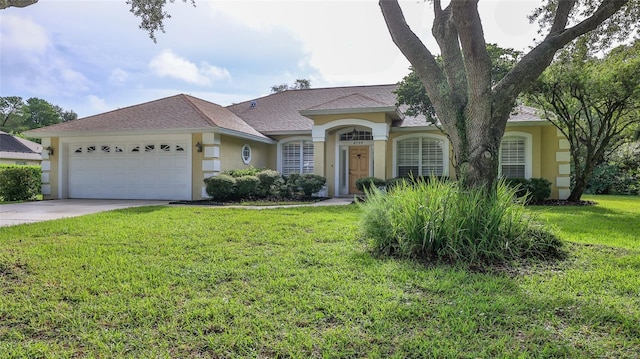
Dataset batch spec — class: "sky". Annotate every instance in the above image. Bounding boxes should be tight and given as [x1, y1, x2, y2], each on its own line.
[0, 0, 542, 118]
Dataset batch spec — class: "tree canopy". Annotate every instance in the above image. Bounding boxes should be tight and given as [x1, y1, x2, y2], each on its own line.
[270, 79, 312, 94]
[0, 97, 77, 134]
[379, 0, 638, 189]
[527, 39, 640, 201]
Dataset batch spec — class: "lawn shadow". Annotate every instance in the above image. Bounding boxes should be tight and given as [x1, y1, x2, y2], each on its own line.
[348, 246, 637, 356]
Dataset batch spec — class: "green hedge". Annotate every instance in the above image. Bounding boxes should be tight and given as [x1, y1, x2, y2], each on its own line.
[0, 165, 41, 201]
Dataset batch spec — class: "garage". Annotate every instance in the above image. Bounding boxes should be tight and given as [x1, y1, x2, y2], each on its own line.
[66, 135, 191, 200]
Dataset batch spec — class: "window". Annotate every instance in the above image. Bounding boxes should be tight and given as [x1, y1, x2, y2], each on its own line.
[500, 136, 526, 178]
[396, 136, 445, 177]
[281, 140, 314, 176]
[145, 144, 155, 152]
[241, 144, 252, 164]
[101, 145, 110, 153]
[340, 129, 372, 141]
[160, 144, 171, 152]
[175, 145, 185, 152]
[86, 146, 96, 153]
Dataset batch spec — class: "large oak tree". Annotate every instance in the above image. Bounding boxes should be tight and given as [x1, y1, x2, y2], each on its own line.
[379, 0, 637, 189]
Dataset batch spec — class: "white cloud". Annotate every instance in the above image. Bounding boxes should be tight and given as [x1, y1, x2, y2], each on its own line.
[0, 14, 50, 54]
[86, 95, 110, 114]
[148, 49, 231, 86]
[109, 68, 130, 85]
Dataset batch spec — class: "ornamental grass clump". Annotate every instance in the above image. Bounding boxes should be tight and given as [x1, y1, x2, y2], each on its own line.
[359, 177, 564, 266]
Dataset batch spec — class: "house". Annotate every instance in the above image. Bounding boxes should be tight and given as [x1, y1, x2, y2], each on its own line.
[25, 84, 571, 200]
[0, 131, 43, 166]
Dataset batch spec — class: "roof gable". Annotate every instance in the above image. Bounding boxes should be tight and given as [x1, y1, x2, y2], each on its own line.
[27, 95, 268, 140]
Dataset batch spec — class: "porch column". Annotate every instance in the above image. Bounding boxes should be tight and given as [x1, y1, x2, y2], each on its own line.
[373, 139, 387, 179]
[313, 141, 325, 177]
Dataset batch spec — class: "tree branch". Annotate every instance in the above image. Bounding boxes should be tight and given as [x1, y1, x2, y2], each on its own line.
[493, 0, 629, 120]
[432, 2, 466, 106]
[379, 0, 449, 108]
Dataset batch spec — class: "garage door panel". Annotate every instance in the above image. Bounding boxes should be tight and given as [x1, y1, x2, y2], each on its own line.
[67, 137, 191, 200]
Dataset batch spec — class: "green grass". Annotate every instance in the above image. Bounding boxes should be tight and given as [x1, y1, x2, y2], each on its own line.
[0, 196, 639, 358]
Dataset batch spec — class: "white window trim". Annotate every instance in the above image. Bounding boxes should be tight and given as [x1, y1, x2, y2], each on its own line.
[277, 136, 313, 175]
[241, 144, 252, 165]
[392, 133, 450, 178]
[499, 131, 533, 179]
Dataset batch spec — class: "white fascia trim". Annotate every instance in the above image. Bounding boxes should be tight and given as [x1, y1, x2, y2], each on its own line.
[25, 127, 217, 139]
[276, 136, 313, 174]
[391, 133, 450, 178]
[500, 131, 533, 179]
[312, 119, 389, 142]
[300, 106, 399, 117]
[218, 128, 275, 144]
[260, 130, 312, 136]
[0, 151, 42, 160]
[390, 125, 441, 132]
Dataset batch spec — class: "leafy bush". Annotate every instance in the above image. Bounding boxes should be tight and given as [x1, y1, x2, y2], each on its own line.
[235, 175, 260, 199]
[256, 169, 282, 197]
[223, 166, 264, 178]
[204, 174, 236, 201]
[359, 178, 564, 266]
[528, 178, 552, 202]
[587, 142, 640, 195]
[294, 174, 326, 198]
[504, 177, 551, 203]
[0, 165, 41, 201]
[355, 177, 386, 192]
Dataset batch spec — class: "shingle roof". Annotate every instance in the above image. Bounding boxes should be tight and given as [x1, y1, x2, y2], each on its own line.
[0, 131, 42, 161]
[0, 131, 37, 153]
[27, 94, 268, 140]
[227, 84, 399, 133]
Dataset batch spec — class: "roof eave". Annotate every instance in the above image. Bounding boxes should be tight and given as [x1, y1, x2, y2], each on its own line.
[24, 127, 218, 138]
[218, 128, 275, 144]
[299, 106, 400, 118]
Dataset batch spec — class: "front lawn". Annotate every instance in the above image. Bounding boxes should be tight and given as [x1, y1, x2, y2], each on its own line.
[0, 196, 638, 358]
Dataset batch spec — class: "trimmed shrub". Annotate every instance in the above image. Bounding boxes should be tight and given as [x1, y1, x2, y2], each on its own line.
[256, 169, 282, 197]
[359, 177, 564, 266]
[504, 178, 530, 199]
[504, 177, 551, 203]
[0, 165, 41, 201]
[295, 174, 326, 198]
[223, 166, 264, 178]
[235, 175, 260, 199]
[355, 177, 386, 192]
[528, 178, 552, 202]
[204, 174, 236, 201]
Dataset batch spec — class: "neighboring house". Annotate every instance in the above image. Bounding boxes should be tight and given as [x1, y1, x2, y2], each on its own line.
[25, 84, 572, 200]
[0, 131, 43, 166]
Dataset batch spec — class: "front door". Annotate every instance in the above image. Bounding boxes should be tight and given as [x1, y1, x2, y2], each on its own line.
[348, 146, 369, 193]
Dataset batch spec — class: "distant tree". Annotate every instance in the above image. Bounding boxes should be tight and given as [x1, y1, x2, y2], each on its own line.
[0, 97, 77, 133]
[528, 40, 640, 202]
[0, 96, 26, 130]
[270, 79, 312, 93]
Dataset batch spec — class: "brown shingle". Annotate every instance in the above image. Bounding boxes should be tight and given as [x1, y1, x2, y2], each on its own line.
[27, 94, 268, 139]
[227, 84, 399, 133]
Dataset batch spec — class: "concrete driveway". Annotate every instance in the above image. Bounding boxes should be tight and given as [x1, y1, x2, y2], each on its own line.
[0, 199, 168, 227]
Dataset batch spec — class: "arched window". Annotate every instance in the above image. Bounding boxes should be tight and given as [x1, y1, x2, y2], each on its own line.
[279, 139, 314, 176]
[394, 135, 447, 177]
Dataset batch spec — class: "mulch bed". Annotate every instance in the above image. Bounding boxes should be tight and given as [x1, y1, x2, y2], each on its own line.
[528, 199, 596, 206]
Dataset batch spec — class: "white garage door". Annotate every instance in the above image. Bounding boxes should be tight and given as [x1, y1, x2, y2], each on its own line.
[67, 136, 191, 200]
